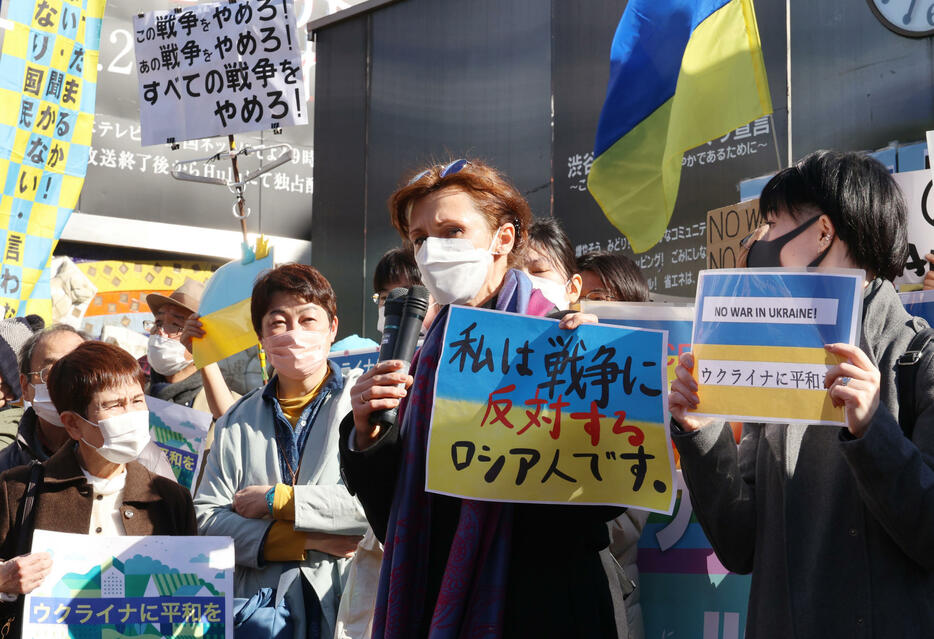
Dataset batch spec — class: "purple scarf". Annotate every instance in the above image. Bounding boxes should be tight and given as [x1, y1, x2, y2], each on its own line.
[373, 270, 553, 639]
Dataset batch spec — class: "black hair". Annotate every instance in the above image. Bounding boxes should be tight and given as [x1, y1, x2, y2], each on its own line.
[373, 247, 422, 294]
[759, 150, 908, 281]
[576, 251, 650, 302]
[527, 218, 578, 281]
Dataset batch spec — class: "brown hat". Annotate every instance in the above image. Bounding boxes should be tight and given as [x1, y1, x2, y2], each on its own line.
[146, 278, 204, 316]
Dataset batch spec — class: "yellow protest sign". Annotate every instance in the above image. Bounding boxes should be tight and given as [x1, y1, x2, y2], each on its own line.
[427, 306, 676, 513]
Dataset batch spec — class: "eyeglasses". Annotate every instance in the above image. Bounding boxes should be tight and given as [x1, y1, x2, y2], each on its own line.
[407, 159, 470, 186]
[143, 319, 185, 337]
[371, 293, 389, 306]
[26, 364, 53, 384]
[582, 290, 618, 302]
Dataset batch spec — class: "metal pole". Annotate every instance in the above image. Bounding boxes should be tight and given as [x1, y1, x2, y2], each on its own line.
[228, 135, 249, 243]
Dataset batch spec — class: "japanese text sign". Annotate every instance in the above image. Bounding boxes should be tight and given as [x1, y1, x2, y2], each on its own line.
[706, 199, 763, 269]
[426, 306, 675, 514]
[146, 396, 211, 492]
[892, 170, 934, 291]
[25, 530, 234, 638]
[691, 269, 864, 426]
[330, 347, 379, 377]
[900, 289, 934, 326]
[581, 301, 694, 385]
[0, 0, 107, 320]
[133, 0, 307, 146]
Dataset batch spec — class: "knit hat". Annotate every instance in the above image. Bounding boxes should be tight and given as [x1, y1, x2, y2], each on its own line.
[0, 316, 43, 400]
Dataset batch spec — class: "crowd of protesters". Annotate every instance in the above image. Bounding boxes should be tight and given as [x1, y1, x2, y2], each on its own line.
[0, 150, 926, 639]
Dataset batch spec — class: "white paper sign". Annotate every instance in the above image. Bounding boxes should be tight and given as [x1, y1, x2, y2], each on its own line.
[146, 396, 211, 492]
[134, 0, 308, 146]
[893, 169, 934, 290]
[24, 530, 234, 638]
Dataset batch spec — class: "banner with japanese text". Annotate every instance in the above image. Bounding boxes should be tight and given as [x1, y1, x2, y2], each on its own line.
[24, 530, 233, 638]
[133, 0, 307, 146]
[330, 346, 378, 377]
[691, 268, 863, 426]
[146, 396, 211, 493]
[582, 301, 694, 385]
[427, 306, 675, 513]
[0, 0, 107, 319]
[892, 170, 934, 291]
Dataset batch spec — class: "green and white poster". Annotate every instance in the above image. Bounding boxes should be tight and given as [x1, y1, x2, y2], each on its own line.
[145, 396, 211, 492]
[24, 530, 234, 638]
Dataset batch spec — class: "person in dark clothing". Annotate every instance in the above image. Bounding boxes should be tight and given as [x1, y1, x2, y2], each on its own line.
[340, 159, 622, 639]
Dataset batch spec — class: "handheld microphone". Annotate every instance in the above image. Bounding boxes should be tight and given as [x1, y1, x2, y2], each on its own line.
[377, 287, 408, 362]
[369, 286, 430, 429]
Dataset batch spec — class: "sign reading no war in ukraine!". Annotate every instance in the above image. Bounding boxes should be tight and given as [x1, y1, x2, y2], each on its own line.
[690, 268, 864, 426]
[426, 306, 676, 514]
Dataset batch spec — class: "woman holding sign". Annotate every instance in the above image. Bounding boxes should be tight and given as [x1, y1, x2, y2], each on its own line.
[670, 151, 934, 637]
[339, 160, 625, 639]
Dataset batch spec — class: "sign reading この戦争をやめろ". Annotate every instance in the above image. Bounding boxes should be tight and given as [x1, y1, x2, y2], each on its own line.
[134, 0, 308, 146]
[427, 306, 675, 514]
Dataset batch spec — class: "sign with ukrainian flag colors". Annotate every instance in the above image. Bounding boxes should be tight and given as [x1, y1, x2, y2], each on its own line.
[0, 0, 107, 320]
[582, 301, 694, 385]
[426, 306, 676, 513]
[192, 241, 273, 369]
[691, 269, 864, 425]
[588, 0, 772, 253]
[25, 530, 233, 638]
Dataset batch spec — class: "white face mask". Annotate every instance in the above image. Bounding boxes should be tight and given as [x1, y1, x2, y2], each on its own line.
[415, 232, 499, 306]
[528, 275, 571, 311]
[147, 334, 190, 376]
[78, 409, 152, 464]
[377, 305, 386, 333]
[30, 383, 65, 428]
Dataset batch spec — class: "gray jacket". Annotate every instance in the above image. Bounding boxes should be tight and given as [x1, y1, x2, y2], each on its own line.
[673, 279, 934, 638]
[194, 367, 368, 639]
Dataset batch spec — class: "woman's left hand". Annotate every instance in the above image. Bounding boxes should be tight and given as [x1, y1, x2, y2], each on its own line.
[824, 343, 880, 438]
[558, 312, 598, 330]
[233, 484, 274, 519]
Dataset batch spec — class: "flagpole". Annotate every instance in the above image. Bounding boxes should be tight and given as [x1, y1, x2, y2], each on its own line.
[769, 114, 783, 171]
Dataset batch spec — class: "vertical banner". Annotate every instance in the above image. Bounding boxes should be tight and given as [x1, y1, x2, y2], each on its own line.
[0, 0, 107, 320]
[25, 530, 234, 638]
[581, 301, 694, 385]
[427, 306, 675, 513]
[133, 0, 307, 146]
[691, 268, 864, 425]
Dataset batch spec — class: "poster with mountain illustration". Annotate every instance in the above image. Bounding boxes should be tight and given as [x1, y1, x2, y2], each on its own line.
[145, 396, 211, 492]
[24, 530, 234, 638]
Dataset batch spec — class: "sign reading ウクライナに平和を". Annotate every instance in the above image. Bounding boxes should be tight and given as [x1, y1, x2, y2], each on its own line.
[690, 268, 864, 426]
[427, 306, 675, 514]
[24, 530, 234, 638]
[133, 0, 307, 146]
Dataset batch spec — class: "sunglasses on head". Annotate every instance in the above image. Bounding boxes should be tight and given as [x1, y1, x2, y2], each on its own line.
[407, 159, 470, 186]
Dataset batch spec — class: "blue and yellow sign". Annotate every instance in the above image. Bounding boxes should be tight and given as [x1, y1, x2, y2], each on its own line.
[0, 0, 107, 320]
[691, 268, 864, 425]
[427, 306, 675, 513]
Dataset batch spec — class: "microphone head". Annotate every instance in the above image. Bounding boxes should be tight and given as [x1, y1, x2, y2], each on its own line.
[384, 287, 408, 315]
[404, 286, 430, 315]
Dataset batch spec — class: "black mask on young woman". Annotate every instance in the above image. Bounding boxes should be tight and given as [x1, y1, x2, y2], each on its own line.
[746, 215, 831, 268]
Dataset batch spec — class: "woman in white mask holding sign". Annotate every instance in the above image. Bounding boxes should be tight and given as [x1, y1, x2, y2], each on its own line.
[0, 340, 196, 635]
[339, 159, 625, 639]
[522, 217, 584, 312]
[194, 263, 369, 639]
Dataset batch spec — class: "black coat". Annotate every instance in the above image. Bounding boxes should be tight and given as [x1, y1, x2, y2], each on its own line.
[339, 412, 623, 639]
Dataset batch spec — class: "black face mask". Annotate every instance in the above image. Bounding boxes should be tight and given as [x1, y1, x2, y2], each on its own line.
[746, 215, 831, 268]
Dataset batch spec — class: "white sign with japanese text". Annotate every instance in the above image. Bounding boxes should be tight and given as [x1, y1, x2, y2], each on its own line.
[133, 0, 307, 146]
[893, 169, 934, 290]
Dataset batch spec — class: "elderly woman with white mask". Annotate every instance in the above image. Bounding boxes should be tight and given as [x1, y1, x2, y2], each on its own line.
[0, 341, 196, 635]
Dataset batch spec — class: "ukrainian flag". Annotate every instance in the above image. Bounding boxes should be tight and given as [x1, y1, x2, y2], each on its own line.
[588, 0, 772, 253]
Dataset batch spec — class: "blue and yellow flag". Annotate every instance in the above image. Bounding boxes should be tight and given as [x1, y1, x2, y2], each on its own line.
[0, 0, 107, 320]
[588, 0, 772, 254]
